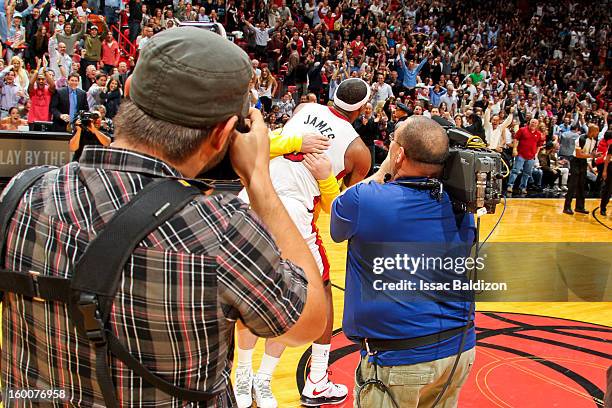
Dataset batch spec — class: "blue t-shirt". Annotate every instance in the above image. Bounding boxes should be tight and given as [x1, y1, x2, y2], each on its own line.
[331, 178, 476, 366]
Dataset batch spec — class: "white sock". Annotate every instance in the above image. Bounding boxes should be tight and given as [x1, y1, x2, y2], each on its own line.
[237, 347, 254, 371]
[257, 353, 280, 380]
[309, 343, 330, 383]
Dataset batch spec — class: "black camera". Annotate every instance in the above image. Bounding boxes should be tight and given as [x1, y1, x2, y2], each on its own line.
[77, 110, 98, 128]
[196, 116, 249, 182]
[435, 120, 504, 214]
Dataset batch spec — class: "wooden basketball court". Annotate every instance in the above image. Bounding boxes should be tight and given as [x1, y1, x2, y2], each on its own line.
[0, 198, 609, 407]
[241, 198, 612, 407]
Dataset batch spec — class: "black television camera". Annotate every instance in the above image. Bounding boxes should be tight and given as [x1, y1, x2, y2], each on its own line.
[76, 111, 99, 128]
[434, 118, 504, 214]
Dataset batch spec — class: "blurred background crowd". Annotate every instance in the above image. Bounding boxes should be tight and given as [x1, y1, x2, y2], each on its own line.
[0, 0, 609, 197]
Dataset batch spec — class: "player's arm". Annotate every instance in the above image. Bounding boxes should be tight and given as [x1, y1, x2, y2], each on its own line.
[317, 174, 340, 213]
[269, 127, 302, 158]
[303, 153, 340, 213]
[342, 137, 372, 188]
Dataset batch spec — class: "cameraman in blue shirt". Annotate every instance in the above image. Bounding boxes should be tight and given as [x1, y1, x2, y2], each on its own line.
[331, 116, 476, 408]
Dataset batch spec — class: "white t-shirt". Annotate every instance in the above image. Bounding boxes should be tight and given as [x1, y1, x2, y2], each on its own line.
[574, 136, 596, 157]
[138, 36, 151, 50]
[76, 6, 90, 17]
[371, 82, 393, 107]
[439, 92, 457, 112]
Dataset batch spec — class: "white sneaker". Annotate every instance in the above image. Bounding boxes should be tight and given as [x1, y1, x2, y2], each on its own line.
[234, 366, 254, 408]
[300, 371, 348, 406]
[253, 374, 278, 408]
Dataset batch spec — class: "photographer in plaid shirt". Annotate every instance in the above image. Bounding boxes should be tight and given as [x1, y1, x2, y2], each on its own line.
[0, 28, 326, 407]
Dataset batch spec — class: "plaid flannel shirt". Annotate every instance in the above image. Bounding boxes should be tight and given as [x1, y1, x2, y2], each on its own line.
[1, 146, 308, 407]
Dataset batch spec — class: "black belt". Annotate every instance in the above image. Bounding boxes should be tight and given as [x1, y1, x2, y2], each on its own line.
[360, 322, 474, 355]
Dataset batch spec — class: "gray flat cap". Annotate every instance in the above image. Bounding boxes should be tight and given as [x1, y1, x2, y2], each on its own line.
[130, 27, 252, 128]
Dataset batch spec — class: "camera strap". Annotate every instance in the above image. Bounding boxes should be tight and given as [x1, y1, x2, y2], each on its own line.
[0, 170, 224, 406]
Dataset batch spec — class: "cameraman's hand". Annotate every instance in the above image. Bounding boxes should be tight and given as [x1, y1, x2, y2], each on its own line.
[301, 133, 330, 154]
[303, 153, 331, 180]
[378, 147, 394, 180]
[230, 108, 270, 188]
[74, 119, 82, 128]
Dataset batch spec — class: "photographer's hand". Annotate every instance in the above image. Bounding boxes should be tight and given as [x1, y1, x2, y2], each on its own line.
[342, 146, 392, 191]
[231, 108, 270, 189]
[69, 121, 82, 152]
[378, 147, 394, 178]
[90, 124, 111, 146]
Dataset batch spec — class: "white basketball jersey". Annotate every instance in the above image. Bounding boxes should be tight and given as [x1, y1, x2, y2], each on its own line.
[268, 103, 359, 210]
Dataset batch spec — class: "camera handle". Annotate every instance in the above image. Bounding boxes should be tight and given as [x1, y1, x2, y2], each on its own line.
[389, 177, 444, 202]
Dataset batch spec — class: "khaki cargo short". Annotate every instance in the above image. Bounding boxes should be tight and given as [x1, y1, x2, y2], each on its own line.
[354, 347, 476, 408]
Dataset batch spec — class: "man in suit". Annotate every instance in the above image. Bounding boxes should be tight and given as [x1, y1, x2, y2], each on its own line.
[50, 72, 88, 132]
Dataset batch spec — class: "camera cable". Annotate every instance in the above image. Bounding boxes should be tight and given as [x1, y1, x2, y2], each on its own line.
[480, 196, 507, 249]
[591, 207, 612, 231]
[430, 196, 507, 408]
[354, 184, 507, 408]
[429, 216, 480, 408]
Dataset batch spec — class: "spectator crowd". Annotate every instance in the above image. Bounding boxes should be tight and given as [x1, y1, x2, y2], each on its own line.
[0, 0, 609, 201]
[233, 0, 611, 197]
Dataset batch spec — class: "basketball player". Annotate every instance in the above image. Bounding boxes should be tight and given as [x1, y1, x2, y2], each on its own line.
[235, 78, 372, 408]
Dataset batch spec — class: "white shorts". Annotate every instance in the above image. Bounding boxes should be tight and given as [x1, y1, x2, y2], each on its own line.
[237, 190, 330, 282]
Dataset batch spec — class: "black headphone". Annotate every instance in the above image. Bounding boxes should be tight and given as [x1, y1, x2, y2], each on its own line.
[384, 174, 445, 202]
